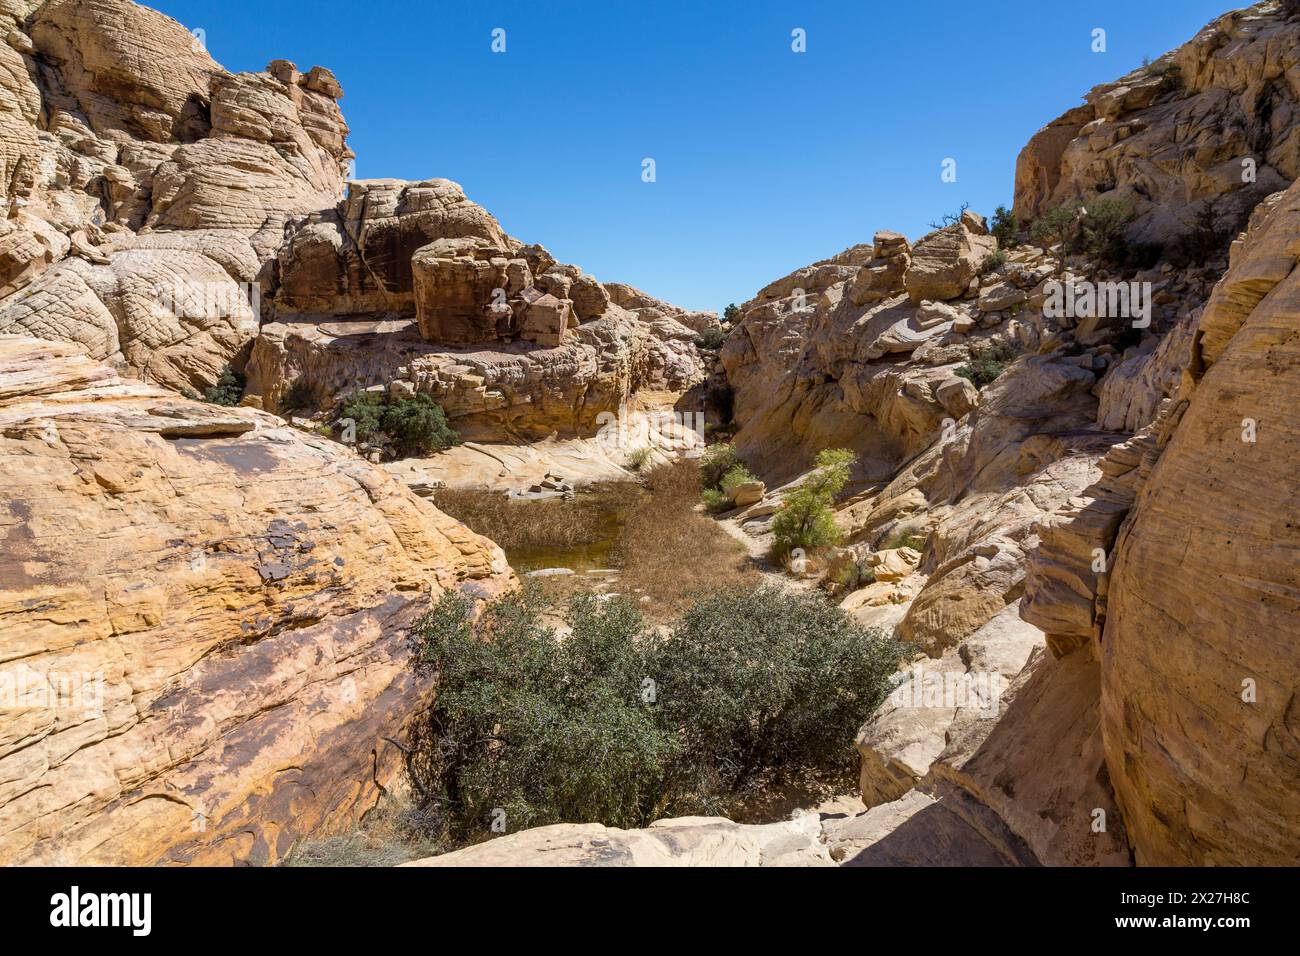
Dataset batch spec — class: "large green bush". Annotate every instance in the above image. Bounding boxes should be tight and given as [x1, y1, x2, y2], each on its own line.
[770, 448, 855, 560]
[335, 391, 458, 457]
[407, 585, 903, 842]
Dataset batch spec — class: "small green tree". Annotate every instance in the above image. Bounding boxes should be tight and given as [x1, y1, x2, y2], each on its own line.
[1029, 204, 1081, 273]
[693, 327, 728, 350]
[698, 442, 742, 491]
[719, 463, 757, 495]
[203, 364, 245, 407]
[990, 205, 1019, 248]
[722, 303, 742, 325]
[1079, 196, 1134, 263]
[382, 394, 459, 457]
[771, 448, 855, 560]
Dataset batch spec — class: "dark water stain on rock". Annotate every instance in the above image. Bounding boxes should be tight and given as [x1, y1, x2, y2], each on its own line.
[170, 437, 280, 474]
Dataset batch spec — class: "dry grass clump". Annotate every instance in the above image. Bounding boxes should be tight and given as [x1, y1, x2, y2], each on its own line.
[432, 484, 637, 552]
[282, 791, 444, 867]
[613, 460, 759, 620]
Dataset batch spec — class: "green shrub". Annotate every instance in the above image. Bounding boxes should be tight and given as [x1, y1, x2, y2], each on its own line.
[408, 589, 673, 842]
[651, 588, 904, 803]
[719, 463, 757, 495]
[1029, 204, 1080, 270]
[886, 526, 928, 552]
[980, 249, 1008, 274]
[700, 487, 731, 514]
[698, 442, 742, 491]
[1079, 196, 1134, 263]
[335, 391, 458, 457]
[771, 448, 855, 560]
[383, 394, 459, 457]
[406, 586, 904, 840]
[336, 390, 387, 442]
[956, 341, 1019, 390]
[693, 327, 728, 350]
[990, 205, 1019, 248]
[203, 365, 245, 407]
[722, 303, 742, 325]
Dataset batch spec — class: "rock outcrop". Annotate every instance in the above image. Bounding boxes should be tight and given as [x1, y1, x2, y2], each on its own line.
[1014, 2, 1299, 248]
[0, 0, 350, 391]
[0, 335, 512, 864]
[1022, 179, 1300, 865]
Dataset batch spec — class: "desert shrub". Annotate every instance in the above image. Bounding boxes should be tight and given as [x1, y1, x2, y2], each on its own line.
[626, 447, 653, 471]
[719, 463, 757, 495]
[203, 365, 245, 407]
[1079, 196, 1135, 263]
[407, 588, 673, 842]
[1169, 199, 1232, 267]
[956, 340, 1019, 389]
[693, 327, 727, 350]
[335, 391, 458, 456]
[990, 205, 1019, 248]
[980, 249, 1008, 274]
[886, 526, 928, 552]
[698, 442, 742, 491]
[336, 390, 387, 442]
[701, 488, 731, 514]
[651, 588, 905, 805]
[1029, 203, 1081, 270]
[382, 394, 459, 456]
[770, 448, 855, 560]
[722, 303, 742, 325]
[406, 586, 904, 841]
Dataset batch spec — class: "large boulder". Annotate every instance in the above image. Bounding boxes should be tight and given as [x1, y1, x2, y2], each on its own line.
[904, 214, 997, 304]
[0, 335, 512, 864]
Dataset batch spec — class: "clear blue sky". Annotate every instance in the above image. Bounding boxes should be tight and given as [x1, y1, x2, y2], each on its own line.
[153, 0, 1235, 312]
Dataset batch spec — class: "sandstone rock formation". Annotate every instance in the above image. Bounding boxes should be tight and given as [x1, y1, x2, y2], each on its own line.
[0, 335, 512, 864]
[1022, 178, 1300, 865]
[0, 0, 350, 391]
[1015, 2, 1299, 248]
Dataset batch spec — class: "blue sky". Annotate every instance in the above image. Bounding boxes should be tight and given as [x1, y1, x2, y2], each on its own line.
[153, 0, 1235, 312]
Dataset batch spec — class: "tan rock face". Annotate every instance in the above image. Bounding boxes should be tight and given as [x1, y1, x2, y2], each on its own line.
[0, 336, 512, 864]
[1014, 3, 1299, 246]
[245, 306, 705, 441]
[1098, 179, 1300, 865]
[905, 218, 996, 304]
[406, 815, 835, 867]
[0, 0, 351, 390]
